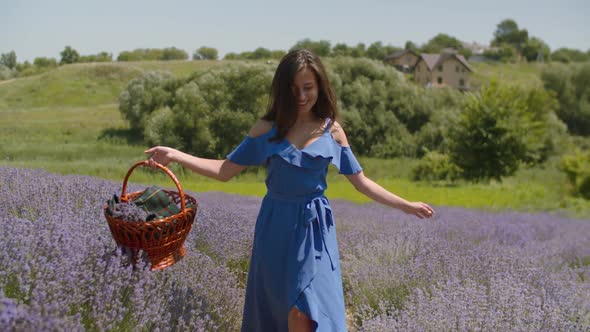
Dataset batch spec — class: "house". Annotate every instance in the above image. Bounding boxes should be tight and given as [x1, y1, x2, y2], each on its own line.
[383, 49, 419, 73]
[413, 51, 473, 90]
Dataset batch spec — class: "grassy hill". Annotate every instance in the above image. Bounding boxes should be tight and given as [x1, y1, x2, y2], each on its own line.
[1, 60, 589, 217]
[469, 61, 545, 89]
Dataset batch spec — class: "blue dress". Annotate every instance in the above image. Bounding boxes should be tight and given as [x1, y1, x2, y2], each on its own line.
[227, 119, 362, 332]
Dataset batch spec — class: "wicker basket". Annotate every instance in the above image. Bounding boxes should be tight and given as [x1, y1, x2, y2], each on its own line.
[104, 160, 198, 270]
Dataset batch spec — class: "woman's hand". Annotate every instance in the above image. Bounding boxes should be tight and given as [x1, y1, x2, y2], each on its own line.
[402, 202, 435, 219]
[144, 146, 178, 167]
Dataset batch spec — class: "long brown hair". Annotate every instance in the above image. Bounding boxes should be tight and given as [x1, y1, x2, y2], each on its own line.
[262, 49, 338, 141]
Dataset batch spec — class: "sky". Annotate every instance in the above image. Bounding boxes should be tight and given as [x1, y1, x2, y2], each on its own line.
[1, 0, 589, 62]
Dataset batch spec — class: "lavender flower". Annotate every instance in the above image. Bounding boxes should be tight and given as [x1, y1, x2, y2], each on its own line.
[0, 166, 588, 331]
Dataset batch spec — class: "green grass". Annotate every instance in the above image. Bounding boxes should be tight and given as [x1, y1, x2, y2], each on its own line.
[470, 61, 545, 89]
[1, 61, 589, 218]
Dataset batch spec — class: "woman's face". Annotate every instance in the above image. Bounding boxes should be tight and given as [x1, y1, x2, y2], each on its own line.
[292, 67, 319, 116]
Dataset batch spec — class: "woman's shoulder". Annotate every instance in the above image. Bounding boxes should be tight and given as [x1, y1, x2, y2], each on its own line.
[329, 120, 350, 147]
[247, 119, 274, 138]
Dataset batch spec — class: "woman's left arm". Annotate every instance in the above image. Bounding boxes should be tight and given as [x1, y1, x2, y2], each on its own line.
[345, 172, 434, 219]
[331, 120, 434, 219]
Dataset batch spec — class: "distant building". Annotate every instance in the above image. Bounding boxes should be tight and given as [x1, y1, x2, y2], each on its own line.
[384, 49, 419, 73]
[384, 49, 474, 90]
[461, 41, 489, 55]
[414, 51, 473, 90]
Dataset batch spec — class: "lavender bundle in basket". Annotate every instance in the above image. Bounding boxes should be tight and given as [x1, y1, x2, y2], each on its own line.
[111, 202, 148, 222]
[106, 194, 154, 222]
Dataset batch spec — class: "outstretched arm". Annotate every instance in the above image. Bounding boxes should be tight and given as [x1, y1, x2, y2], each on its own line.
[330, 121, 434, 219]
[145, 146, 246, 182]
[345, 171, 434, 219]
[144, 119, 273, 182]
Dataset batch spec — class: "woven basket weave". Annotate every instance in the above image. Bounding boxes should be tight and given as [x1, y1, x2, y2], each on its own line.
[104, 160, 198, 270]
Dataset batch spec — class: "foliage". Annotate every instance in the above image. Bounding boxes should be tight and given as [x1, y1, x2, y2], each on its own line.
[492, 19, 529, 52]
[60, 46, 80, 64]
[33, 57, 58, 68]
[193, 46, 218, 60]
[411, 151, 461, 181]
[140, 64, 274, 157]
[290, 38, 332, 57]
[329, 57, 423, 157]
[420, 33, 472, 58]
[483, 44, 517, 62]
[404, 41, 418, 52]
[78, 52, 113, 63]
[542, 62, 590, 136]
[0, 65, 15, 80]
[223, 48, 284, 60]
[118, 71, 177, 131]
[117, 48, 188, 61]
[366, 42, 400, 60]
[561, 150, 590, 199]
[1, 167, 588, 330]
[521, 37, 551, 62]
[449, 80, 563, 181]
[551, 48, 590, 63]
[0, 51, 17, 70]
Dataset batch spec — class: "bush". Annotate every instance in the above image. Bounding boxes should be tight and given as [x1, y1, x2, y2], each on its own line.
[328, 57, 427, 157]
[139, 64, 274, 158]
[561, 151, 590, 199]
[0, 65, 15, 80]
[118, 71, 176, 131]
[542, 62, 590, 136]
[412, 151, 461, 181]
[33, 57, 58, 68]
[449, 80, 561, 181]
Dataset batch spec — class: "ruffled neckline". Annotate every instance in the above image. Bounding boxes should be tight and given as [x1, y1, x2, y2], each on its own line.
[260, 124, 347, 170]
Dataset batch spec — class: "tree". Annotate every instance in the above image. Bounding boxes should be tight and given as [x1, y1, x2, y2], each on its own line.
[405, 41, 418, 51]
[350, 43, 366, 58]
[421, 33, 463, 53]
[250, 47, 272, 59]
[332, 43, 351, 57]
[270, 50, 286, 59]
[223, 52, 239, 60]
[551, 48, 589, 63]
[484, 44, 517, 62]
[34, 57, 58, 68]
[542, 63, 590, 136]
[367, 42, 388, 60]
[449, 80, 559, 181]
[290, 39, 331, 57]
[521, 37, 550, 62]
[60, 46, 80, 64]
[193, 46, 218, 60]
[0, 51, 16, 69]
[161, 47, 188, 60]
[79, 52, 112, 63]
[492, 19, 529, 54]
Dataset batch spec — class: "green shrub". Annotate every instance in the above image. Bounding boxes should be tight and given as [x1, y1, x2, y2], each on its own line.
[118, 71, 176, 131]
[449, 79, 562, 181]
[412, 151, 461, 181]
[561, 151, 590, 199]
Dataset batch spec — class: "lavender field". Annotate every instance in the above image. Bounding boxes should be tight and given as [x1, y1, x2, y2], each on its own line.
[0, 166, 589, 331]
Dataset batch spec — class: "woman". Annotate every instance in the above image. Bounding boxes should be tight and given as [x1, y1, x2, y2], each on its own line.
[146, 49, 434, 332]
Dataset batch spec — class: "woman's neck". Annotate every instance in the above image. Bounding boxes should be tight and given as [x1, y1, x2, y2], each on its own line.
[295, 112, 318, 126]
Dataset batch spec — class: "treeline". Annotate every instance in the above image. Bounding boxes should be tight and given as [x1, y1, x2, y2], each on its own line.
[3, 18, 589, 81]
[118, 58, 589, 194]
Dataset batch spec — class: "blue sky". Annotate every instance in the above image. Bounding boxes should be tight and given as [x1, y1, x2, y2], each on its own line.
[2, 0, 589, 62]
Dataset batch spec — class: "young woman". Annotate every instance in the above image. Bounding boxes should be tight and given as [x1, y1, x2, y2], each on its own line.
[146, 49, 434, 332]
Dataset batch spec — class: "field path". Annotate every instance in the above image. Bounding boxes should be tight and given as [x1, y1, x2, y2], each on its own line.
[0, 78, 16, 85]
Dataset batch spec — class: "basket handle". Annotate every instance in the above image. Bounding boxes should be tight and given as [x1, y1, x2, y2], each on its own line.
[121, 160, 187, 212]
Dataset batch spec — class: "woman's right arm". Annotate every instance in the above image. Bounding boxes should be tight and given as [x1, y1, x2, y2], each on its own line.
[145, 146, 246, 182]
[144, 119, 273, 182]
